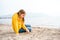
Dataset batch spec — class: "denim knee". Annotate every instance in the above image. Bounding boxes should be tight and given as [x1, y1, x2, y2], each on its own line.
[25, 25, 31, 32]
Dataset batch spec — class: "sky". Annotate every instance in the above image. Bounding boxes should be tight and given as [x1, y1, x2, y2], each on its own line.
[0, 0, 60, 16]
[0, 0, 60, 28]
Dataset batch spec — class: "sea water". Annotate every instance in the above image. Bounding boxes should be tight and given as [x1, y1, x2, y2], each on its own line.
[0, 17, 60, 28]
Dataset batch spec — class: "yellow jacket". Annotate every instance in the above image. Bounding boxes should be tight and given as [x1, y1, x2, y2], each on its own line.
[12, 13, 27, 34]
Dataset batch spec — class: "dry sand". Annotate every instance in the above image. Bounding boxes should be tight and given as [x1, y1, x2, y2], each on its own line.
[0, 25, 60, 40]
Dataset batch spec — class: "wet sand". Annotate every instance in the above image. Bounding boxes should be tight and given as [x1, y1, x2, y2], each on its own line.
[0, 25, 60, 40]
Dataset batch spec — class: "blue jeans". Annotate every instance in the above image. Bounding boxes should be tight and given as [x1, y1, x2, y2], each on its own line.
[19, 25, 31, 33]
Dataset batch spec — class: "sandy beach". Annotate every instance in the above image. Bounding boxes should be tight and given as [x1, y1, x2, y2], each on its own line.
[0, 25, 60, 40]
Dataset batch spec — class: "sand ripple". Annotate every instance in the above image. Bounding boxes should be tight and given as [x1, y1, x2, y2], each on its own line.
[0, 26, 60, 40]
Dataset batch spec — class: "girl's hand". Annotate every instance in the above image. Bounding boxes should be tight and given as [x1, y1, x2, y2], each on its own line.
[26, 29, 29, 33]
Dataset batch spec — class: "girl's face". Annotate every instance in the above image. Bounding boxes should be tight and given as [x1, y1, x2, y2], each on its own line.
[20, 14, 25, 18]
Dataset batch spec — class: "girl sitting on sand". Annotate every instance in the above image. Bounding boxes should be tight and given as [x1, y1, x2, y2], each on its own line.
[12, 9, 31, 35]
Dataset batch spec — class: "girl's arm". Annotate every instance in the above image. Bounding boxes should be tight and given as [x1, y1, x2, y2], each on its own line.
[13, 20, 19, 35]
[12, 14, 19, 35]
[22, 24, 29, 33]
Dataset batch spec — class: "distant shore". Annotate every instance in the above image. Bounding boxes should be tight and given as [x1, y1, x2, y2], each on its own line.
[0, 17, 11, 19]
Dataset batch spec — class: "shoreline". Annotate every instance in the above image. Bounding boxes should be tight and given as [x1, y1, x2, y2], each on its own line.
[0, 24, 60, 29]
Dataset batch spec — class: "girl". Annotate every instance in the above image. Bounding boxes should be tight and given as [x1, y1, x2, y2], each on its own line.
[12, 9, 31, 35]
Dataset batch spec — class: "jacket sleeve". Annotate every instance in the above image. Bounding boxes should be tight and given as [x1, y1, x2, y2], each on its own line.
[12, 15, 19, 34]
[22, 23, 27, 30]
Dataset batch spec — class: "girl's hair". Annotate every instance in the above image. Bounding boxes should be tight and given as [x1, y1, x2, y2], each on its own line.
[17, 9, 25, 22]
